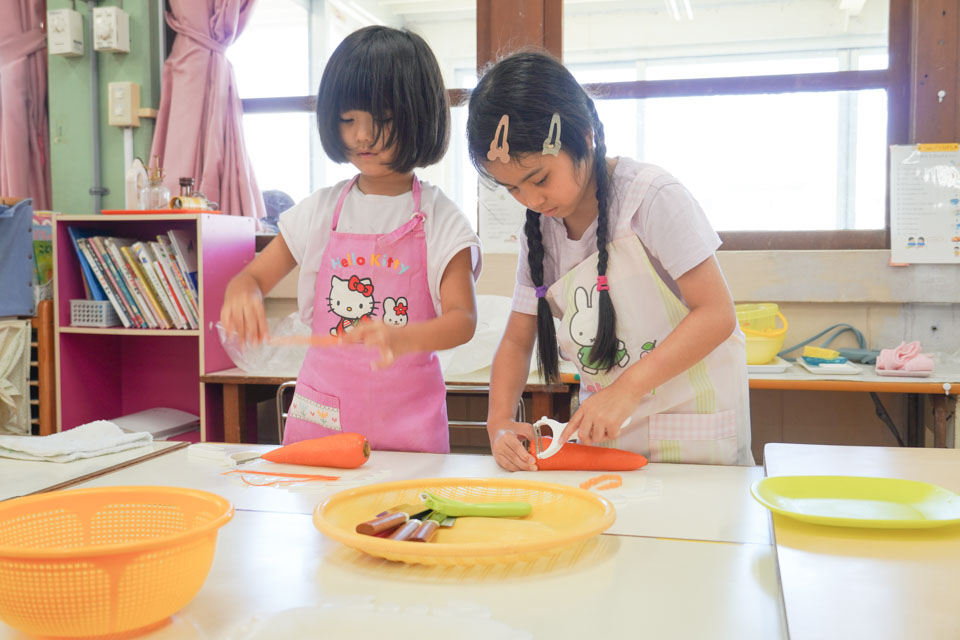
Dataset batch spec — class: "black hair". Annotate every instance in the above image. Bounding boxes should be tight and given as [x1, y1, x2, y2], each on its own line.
[316, 26, 450, 173]
[467, 51, 618, 383]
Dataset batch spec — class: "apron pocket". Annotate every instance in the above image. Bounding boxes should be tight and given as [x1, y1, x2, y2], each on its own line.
[648, 410, 738, 465]
[288, 382, 342, 432]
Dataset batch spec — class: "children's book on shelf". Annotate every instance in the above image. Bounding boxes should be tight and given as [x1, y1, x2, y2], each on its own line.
[72, 235, 132, 327]
[156, 234, 199, 325]
[150, 240, 198, 329]
[105, 237, 159, 328]
[122, 245, 172, 328]
[132, 241, 187, 328]
[167, 229, 199, 296]
[89, 236, 146, 327]
[65, 227, 107, 301]
[66, 226, 202, 330]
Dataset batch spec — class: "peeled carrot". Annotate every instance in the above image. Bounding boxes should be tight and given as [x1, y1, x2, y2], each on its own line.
[261, 433, 370, 468]
[529, 438, 648, 471]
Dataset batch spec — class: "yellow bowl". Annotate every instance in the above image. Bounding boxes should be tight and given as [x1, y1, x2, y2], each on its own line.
[0, 486, 233, 638]
[745, 333, 786, 365]
[313, 477, 616, 565]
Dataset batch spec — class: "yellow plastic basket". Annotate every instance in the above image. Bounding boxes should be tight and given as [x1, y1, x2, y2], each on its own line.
[313, 477, 616, 566]
[0, 486, 233, 638]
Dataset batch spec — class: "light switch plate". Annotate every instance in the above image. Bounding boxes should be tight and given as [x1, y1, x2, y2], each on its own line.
[93, 6, 130, 53]
[47, 9, 84, 57]
[108, 82, 140, 127]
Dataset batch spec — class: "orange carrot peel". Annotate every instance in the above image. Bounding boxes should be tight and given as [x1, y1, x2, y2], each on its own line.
[579, 474, 623, 491]
[261, 433, 370, 468]
[221, 469, 340, 487]
[529, 437, 648, 471]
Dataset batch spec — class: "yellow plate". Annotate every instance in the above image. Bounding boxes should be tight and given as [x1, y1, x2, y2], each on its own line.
[751, 476, 960, 528]
[313, 477, 615, 565]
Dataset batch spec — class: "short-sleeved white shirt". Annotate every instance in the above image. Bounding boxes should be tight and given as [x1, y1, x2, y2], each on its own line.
[512, 158, 720, 314]
[279, 178, 482, 325]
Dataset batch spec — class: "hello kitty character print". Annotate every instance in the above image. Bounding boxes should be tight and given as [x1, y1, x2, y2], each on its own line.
[382, 297, 409, 327]
[281, 174, 450, 454]
[569, 283, 631, 375]
[328, 275, 376, 336]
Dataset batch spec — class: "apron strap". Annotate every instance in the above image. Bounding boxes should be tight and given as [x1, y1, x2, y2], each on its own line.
[331, 175, 422, 231]
[330, 175, 360, 230]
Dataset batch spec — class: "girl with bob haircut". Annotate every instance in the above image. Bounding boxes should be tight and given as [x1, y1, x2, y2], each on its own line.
[221, 26, 481, 454]
[467, 51, 752, 470]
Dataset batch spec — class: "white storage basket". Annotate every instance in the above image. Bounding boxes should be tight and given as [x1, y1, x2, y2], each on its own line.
[70, 299, 121, 327]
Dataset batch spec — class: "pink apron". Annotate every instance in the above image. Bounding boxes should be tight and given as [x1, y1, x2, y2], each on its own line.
[546, 177, 753, 465]
[282, 176, 450, 452]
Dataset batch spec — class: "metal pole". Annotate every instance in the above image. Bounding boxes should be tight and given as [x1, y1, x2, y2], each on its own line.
[87, 0, 107, 213]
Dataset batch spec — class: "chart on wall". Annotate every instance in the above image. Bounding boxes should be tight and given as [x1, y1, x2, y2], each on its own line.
[478, 180, 526, 254]
[889, 144, 960, 264]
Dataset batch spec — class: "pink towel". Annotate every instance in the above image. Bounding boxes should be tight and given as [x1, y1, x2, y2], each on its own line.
[877, 341, 934, 372]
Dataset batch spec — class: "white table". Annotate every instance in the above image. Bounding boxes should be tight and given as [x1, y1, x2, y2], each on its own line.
[0, 447, 787, 639]
[70, 445, 771, 544]
[0, 440, 185, 501]
[763, 443, 960, 640]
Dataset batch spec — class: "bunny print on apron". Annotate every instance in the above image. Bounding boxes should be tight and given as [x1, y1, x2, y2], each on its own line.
[546, 238, 753, 466]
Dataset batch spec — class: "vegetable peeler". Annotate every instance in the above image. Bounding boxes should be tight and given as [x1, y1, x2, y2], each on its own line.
[532, 415, 632, 460]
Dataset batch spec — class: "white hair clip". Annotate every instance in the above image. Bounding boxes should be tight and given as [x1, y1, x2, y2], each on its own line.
[541, 112, 562, 156]
[486, 114, 511, 163]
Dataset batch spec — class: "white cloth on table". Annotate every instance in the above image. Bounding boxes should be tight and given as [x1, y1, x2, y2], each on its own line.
[0, 420, 152, 463]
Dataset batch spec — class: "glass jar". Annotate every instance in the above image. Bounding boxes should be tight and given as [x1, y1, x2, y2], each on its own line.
[140, 156, 170, 209]
[140, 177, 170, 210]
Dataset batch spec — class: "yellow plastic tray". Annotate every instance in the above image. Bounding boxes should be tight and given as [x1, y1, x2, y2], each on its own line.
[313, 477, 615, 565]
[751, 475, 960, 528]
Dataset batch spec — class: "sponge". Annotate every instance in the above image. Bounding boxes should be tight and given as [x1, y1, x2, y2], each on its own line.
[803, 346, 840, 360]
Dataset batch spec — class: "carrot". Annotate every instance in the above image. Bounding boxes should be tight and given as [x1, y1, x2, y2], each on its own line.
[261, 433, 370, 468]
[529, 438, 647, 471]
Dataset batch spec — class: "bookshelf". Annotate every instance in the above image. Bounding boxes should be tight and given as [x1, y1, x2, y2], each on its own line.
[53, 213, 255, 441]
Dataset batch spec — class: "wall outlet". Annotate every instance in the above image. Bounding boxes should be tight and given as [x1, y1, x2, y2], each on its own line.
[47, 9, 84, 57]
[108, 82, 140, 127]
[93, 6, 130, 53]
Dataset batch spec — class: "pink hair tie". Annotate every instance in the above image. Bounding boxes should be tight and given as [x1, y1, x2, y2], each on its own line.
[596, 276, 609, 291]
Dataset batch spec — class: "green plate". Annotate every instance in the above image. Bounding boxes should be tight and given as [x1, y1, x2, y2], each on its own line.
[750, 476, 960, 528]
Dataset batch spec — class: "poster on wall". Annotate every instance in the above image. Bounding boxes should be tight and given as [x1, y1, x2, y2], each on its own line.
[478, 180, 526, 254]
[889, 143, 960, 264]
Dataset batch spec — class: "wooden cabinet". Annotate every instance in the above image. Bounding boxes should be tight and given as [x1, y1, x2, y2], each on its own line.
[53, 214, 254, 440]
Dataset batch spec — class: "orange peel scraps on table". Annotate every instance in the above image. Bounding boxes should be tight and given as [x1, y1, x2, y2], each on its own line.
[579, 474, 623, 491]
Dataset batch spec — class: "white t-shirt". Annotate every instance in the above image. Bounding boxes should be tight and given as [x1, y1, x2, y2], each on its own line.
[279, 178, 482, 324]
[512, 158, 720, 314]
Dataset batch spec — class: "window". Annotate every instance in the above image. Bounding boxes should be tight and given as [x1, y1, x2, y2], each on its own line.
[231, 0, 477, 221]
[563, 0, 893, 241]
[235, 0, 921, 249]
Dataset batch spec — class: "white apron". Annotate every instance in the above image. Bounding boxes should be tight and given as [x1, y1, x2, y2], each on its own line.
[545, 215, 753, 466]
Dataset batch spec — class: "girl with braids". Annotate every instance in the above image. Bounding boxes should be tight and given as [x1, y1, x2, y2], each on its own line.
[467, 51, 752, 470]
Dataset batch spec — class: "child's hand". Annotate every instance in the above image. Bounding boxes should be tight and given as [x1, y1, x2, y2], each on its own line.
[560, 384, 638, 445]
[488, 421, 538, 472]
[220, 273, 267, 346]
[340, 320, 405, 369]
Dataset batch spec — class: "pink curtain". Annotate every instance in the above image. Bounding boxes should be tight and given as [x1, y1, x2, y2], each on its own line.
[0, 0, 50, 210]
[151, 0, 264, 219]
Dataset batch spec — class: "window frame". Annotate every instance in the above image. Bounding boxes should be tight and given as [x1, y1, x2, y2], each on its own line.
[240, 0, 948, 251]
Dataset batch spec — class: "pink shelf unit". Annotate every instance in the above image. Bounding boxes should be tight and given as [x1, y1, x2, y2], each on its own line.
[53, 213, 255, 441]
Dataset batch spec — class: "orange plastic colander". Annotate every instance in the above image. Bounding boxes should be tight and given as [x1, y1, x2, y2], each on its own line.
[0, 486, 233, 638]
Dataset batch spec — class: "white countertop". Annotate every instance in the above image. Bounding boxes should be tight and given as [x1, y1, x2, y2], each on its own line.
[70, 445, 771, 544]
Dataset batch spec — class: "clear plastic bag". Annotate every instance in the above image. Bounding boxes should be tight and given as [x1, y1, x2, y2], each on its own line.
[215, 312, 311, 375]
